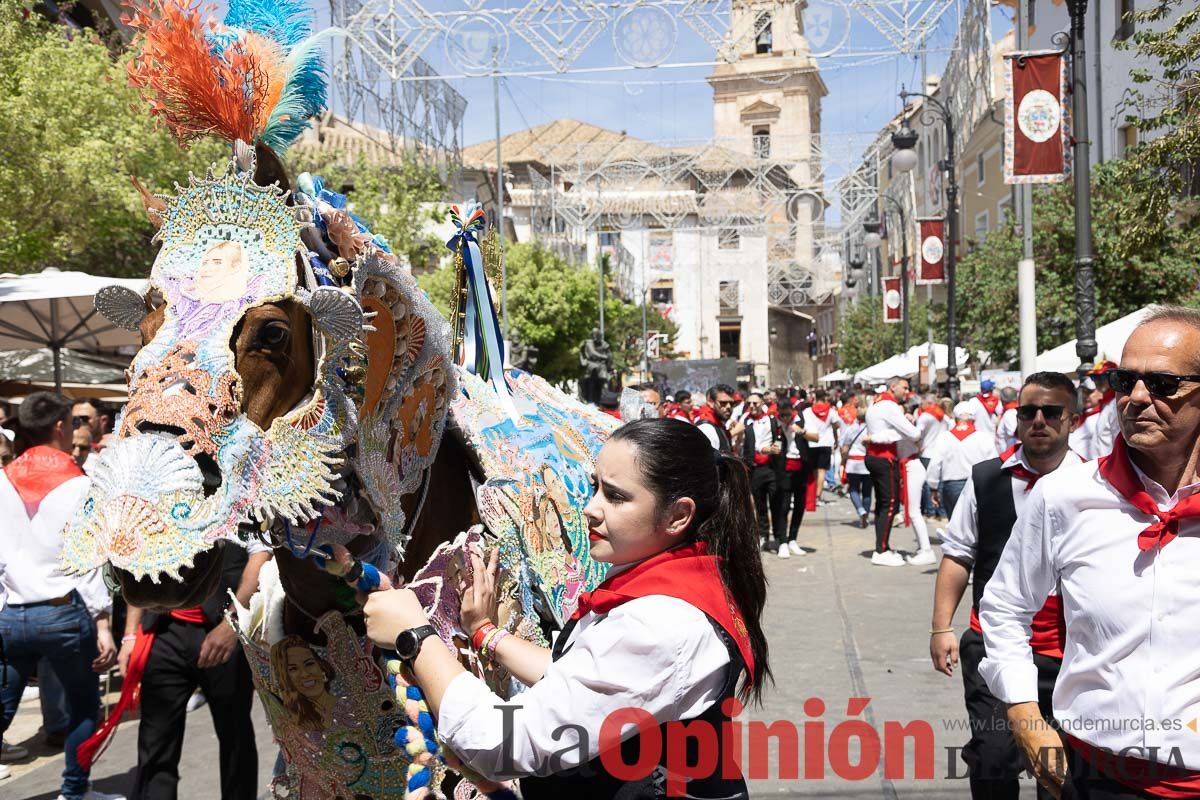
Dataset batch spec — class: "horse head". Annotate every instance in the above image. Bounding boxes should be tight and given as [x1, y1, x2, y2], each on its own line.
[64, 143, 454, 610]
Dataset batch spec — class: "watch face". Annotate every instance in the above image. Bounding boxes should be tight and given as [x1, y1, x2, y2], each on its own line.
[396, 630, 418, 660]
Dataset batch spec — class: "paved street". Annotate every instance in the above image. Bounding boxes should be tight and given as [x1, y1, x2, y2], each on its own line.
[3, 493, 1039, 799]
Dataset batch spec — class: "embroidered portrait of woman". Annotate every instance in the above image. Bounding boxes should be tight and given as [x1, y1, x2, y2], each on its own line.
[270, 635, 338, 733]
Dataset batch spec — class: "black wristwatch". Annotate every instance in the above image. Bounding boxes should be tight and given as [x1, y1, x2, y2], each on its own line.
[394, 625, 437, 664]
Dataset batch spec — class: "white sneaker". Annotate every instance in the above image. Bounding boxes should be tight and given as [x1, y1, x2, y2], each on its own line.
[55, 790, 126, 800]
[906, 549, 937, 566]
[871, 550, 906, 567]
[1, 741, 29, 761]
[186, 691, 207, 712]
[21, 685, 39, 703]
[0, 763, 10, 780]
[777, 542, 791, 559]
[787, 541, 805, 556]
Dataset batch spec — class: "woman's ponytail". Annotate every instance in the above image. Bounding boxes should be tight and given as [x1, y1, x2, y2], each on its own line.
[702, 452, 771, 703]
[610, 419, 773, 704]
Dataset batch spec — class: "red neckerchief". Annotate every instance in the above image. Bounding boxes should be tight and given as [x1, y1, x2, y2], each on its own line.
[977, 393, 1000, 415]
[693, 404, 721, 428]
[4, 445, 84, 516]
[570, 541, 755, 683]
[999, 445, 1041, 493]
[746, 409, 764, 421]
[1099, 435, 1200, 551]
[810, 402, 831, 422]
[949, 421, 976, 442]
[875, 391, 897, 405]
[921, 404, 945, 422]
[838, 404, 857, 425]
[1003, 401, 1018, 412]
[766, 402, 778, 416]
[1074, 389, 1116, 430]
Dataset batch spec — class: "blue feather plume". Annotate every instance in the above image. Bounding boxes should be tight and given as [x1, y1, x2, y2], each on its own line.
[224, 0, 311, 46]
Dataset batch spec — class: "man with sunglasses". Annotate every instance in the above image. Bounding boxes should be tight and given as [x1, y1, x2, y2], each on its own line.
[929, 372, 1080, 800]
[695, 383, 738, 454]
[69, 399, 109, 445]
[980, 307, 1200, 799]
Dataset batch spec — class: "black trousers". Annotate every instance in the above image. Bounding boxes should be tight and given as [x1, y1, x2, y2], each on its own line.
[1060, 745, 1158, 800]
[750, 466, 780, 542]
[779, 468, 807, 541]
[960, 627, 1060, 800]
[130, 618, 258, 800]
[864, 455, 900, 552]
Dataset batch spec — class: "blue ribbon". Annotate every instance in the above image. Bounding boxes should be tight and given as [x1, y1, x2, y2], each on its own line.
[446, 203, 510, 406]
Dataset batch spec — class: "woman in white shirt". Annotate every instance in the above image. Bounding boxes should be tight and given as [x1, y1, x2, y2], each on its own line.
[364, 418, 770, 799]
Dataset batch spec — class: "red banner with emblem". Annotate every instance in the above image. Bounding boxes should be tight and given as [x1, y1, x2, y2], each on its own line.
[883, 276, 902, 324]
[1004, 50, 1070, 184]
[916, 217, 945, 285]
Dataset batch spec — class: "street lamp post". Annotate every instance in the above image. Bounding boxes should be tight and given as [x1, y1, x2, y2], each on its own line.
[891, 89, 960, 400]
[1066, 0, 1097, 371]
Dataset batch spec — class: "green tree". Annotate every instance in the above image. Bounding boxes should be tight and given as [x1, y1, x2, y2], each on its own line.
[420, 242, 674, 387]
[836, 294, 944, 374]
[0, 2, 224, 276]
[1111, 0, 1200, 251]
[955, 161, 1200, 366]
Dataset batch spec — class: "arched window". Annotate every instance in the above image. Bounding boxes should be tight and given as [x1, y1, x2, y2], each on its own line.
[755, 12, 772, 54]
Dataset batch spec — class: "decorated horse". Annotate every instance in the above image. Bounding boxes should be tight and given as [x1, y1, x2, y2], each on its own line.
[61, 1, 618, 796]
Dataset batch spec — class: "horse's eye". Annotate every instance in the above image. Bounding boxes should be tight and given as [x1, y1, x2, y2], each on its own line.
[258, 321, 290, 349]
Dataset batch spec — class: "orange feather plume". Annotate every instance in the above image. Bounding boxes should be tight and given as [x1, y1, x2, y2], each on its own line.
[124, 0, 269, 145]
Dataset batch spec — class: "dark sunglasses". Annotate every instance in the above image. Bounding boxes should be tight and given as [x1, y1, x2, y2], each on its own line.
[1015, 404, 1066, 422]
[72, 415, 91, 429]
[1109, 368, 1200, 398]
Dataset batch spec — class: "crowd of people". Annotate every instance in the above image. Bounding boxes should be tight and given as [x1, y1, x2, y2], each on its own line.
[8, 304, 1200, 800]
[0, 395, 264, 800]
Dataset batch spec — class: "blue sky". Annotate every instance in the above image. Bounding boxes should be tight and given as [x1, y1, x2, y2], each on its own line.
[393, 1, 1012, 148]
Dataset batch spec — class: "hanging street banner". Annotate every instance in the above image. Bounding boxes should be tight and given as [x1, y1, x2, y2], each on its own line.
[883, 276, 902, 324]
[1004, 50, 1071, 184]
[916, 217, 946, 284]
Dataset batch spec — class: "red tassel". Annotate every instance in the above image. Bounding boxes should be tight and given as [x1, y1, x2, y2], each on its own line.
[77, 628, 155, 770]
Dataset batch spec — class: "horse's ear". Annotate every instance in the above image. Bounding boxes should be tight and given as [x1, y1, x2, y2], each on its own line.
[131, 176, 166, 229]
[253, 142, 291, 193]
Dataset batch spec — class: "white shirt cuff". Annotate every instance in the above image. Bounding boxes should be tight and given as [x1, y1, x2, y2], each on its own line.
[978, 657, 1040, 705]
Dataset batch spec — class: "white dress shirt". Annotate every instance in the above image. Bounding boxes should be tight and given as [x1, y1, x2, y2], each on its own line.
[940, 447, 1085, 565]
[916, 411, 947, 455]
[979, 457, 1200, 767]
[840, 421, 869, 476]
[925, 428, 999, 486]
[747, 414, 774, 455]
[1094, 401, 1119, 460]
[864, 398, 920, 447]
[995, 407, 1019, 453]
[970, 395, 1001, 436]
[438, 594, 731, 778]
[0, 463, 94, 606]
[802, 407, 836, 448]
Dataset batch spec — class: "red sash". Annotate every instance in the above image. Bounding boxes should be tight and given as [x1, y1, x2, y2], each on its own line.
[571, 542, 755, 683]
[1064, 732, 1200, 797]
[969, 597, 1065, 659]
[4, 445, 83, 516]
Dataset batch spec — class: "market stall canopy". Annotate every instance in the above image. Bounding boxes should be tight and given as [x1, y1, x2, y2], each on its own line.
[1035, 306, 1155, 373]
[0, 268, 146, 389]
[854, 343, 973, 385]
[819, 369, 852, 383]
